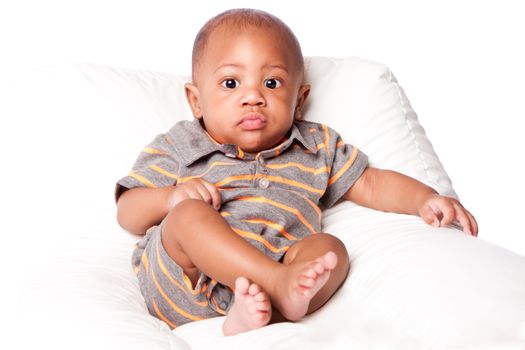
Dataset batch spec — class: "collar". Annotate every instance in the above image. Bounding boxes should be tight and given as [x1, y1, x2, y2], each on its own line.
[169, 119, 318, 166]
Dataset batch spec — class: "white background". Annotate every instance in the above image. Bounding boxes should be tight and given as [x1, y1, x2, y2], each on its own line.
[2, 0, 524, 255]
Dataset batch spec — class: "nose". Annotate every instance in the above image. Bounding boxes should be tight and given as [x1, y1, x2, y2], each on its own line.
[240, 84, 266, 107]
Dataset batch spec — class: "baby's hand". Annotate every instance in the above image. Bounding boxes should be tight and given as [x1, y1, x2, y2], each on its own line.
[417, 194, 478, 236]
[168, 178, 221, 211]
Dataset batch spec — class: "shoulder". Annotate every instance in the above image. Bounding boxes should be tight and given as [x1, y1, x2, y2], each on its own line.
[165, 119, 220, 166]
[294, 120, 343, 146]
[166, 119, 203, 139]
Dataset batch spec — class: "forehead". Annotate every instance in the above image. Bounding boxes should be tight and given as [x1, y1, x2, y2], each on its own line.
[195, 24, 302, 78]
[210, 27, 290, 60]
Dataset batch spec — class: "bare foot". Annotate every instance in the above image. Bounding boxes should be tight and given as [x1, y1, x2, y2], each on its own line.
[273, 251, 338, 321]
[222, 277, 272, 336]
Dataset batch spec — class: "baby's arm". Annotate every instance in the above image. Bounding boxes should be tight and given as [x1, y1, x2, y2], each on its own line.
[117, 179, 221, 235]
[117, 186, 174, 235]
[344, 167, 478, 235]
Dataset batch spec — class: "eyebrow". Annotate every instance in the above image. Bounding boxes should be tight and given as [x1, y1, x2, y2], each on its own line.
[214, 63, 289, 74]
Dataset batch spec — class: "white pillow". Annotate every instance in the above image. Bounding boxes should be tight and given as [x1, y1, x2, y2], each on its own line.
[304, 56, 456, 198]
[15, 57, 454, 208]
[13, 58, 525, 350]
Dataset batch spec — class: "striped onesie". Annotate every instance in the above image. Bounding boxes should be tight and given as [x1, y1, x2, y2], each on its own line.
[116, 119, 368, 328]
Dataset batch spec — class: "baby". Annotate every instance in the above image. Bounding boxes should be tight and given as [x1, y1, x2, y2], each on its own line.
[116, 8, 478, 336]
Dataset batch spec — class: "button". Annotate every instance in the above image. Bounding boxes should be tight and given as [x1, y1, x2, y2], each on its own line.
[259, 178, 270, 188]
[219, 301, 228, 310]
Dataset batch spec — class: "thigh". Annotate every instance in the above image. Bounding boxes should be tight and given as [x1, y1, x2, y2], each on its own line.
[132, 226, 233, 329]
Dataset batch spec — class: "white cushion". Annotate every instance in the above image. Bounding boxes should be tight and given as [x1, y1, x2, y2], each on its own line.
[13, 58, 525, 349]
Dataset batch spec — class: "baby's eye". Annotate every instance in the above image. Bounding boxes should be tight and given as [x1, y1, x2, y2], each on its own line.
[221, 79, 239, 89]
[264, 79, 281, 89]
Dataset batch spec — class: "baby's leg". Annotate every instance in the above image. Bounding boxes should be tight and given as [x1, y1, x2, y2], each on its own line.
[271, 233, 350, 321]
[161, 199, 277, 334]
[161, 199, 282, 289]
[161, 200, 348, 332]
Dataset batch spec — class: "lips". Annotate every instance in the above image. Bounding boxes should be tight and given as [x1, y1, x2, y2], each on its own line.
[239, 113, 266, 130]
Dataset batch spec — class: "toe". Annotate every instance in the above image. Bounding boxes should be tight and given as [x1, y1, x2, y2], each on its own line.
[298, 275, 315, 288]
[253, 292, 267, 302]
[235, 277, 250, 294]
[303, 266, 317, 278]
[248, 283, 261, 296]
[323, 252, 338, 269]
[313, 261, 325, 274]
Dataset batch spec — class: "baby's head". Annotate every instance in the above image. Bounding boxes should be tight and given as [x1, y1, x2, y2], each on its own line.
[185, 8, 310, 153]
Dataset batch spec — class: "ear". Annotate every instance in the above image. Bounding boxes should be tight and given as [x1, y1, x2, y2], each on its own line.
[184, 82, 203, 119]
[293, 84, 311, 121]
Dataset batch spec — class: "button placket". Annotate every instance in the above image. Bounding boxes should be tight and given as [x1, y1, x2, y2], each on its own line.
[259, 177, 270, 188]
[255, 154, 270, 188]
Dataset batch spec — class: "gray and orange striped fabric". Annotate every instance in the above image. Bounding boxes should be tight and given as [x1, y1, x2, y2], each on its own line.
[117, 119, 367, 326]
[131, 224, 233, 328]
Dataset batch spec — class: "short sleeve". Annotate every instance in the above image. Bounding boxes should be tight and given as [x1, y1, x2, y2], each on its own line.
[115, 133, 180, 202]
[319, 127, 368, 208]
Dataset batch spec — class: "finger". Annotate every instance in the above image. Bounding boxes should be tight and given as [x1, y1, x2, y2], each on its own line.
[453, 203, 472, 235]
[201, 180, 222, 210]
[194, 182, 212, 204]
[439, 201, 456, 226]
[419, 205, 440, 227]
[184, 186, 205, 201]
[465, 209, 479, 237]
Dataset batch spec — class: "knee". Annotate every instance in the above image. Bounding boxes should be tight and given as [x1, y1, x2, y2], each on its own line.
[317, 233, 350, 272]
[284, 233, 350, 274]
[163, 199, 213, 238]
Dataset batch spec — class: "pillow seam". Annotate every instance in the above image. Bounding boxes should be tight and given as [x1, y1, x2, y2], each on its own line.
[389, 69, 437, 190]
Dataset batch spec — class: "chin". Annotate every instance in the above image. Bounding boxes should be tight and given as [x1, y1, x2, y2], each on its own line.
[240, 145, 264, 153]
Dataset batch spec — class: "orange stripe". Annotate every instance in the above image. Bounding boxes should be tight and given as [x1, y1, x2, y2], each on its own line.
[237, 146, 245, 159]
[241, 218, 298, 240]
[150, 265, 204, 322]
[203, 130, 221, 145]
[211, 296, 227, 315]
[141, 251, 149, 271]
[237, 196, 316, 234]
[264, 174, 323, 194]
[164, 134, 175, 146]
[289, 190, 322, 221]
[155, 242, 208, 304]
[232, 227, 290, 253]
[221, 211, 232, 217]
[181, 275, 208, 297]
[143, 147, 167, 155]
[266, 162, 329, 175]
[152, 299, 178, 329]
[129, 172, 157, 188]
[149, 165, 178, 179]
[293, 144, 313, 154]
[322, 124, 330, 157]
[178, 161, 238, 183]
[336, 140, 345, 148]
[328, 147, 359, 186]
[316, 143, 326, 151]
[214, 174, 252, 187]
[215, 174, 323, 195]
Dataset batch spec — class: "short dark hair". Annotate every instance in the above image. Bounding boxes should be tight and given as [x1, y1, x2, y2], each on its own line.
[191, 8, 304, 82]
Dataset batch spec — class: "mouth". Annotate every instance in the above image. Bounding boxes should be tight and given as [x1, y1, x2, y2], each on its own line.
[238, 113, 266, 130]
